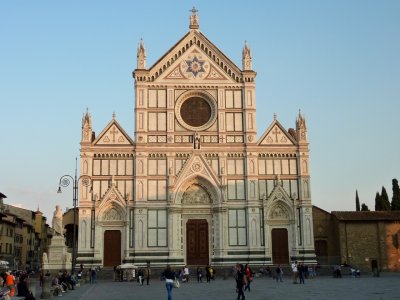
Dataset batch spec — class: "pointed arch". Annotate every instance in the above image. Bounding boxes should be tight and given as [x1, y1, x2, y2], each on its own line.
[80, 220, 87, 249]
[251, 218, 257, 246]
[249, 160, 255, 174]
[83, 160, 88, 174]
[174, 175, 219, 205]
[138, 220, 144, 248]
[138, 181, 143, 200]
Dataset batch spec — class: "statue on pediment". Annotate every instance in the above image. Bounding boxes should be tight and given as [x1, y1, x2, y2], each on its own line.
[52, 205, 63, 235]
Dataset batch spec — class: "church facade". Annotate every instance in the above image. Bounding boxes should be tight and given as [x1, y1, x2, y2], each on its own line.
[77, 10, 315, 268]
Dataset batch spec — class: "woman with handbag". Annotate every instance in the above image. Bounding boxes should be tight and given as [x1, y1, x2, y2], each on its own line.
[163, 265, 176, 300]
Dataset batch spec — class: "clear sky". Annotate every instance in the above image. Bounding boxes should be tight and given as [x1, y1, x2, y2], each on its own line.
[1, 0, 399, 222]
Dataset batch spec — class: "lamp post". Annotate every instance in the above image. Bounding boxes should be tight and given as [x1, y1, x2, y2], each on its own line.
[57, 158, 90, 273]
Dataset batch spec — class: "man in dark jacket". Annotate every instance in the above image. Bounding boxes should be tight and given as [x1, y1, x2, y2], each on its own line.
[235, 264, 245, 300]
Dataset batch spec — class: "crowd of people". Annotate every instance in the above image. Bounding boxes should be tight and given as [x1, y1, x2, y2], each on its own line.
[291, 261, 317, 284]
[0, 270, 35, 300]
[46, 269, 79, 296]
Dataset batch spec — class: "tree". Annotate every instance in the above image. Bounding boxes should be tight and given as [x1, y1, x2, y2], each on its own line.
[361, 203, 370, 211]
[391, 178, 400, 210]
[381, 186, 391, 210]
[355, 190, 360, 211]
[375, 192, 382, 211]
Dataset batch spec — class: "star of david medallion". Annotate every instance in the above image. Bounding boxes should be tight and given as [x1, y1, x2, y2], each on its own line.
[181, 54, 209, 79]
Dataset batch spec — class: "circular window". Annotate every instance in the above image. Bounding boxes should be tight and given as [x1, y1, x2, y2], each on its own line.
[180, 97, 211, 127]
[175, 91, 217, 131]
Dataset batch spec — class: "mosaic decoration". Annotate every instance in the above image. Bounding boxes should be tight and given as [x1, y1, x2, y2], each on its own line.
[181, 54, 209, 79]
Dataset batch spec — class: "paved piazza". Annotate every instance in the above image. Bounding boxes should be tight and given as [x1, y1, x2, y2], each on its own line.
[31, 273, 400, 300]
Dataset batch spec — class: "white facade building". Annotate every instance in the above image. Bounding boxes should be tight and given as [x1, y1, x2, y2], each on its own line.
[77, 10, 315, 268]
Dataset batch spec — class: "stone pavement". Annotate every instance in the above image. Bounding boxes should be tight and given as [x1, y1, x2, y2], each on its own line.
[30, 273, 400, 300]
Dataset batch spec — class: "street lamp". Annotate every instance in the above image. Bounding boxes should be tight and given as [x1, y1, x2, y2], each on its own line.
[57, 158, 91, 273]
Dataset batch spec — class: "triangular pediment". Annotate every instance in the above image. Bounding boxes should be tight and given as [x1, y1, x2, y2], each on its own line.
[148, 31, 241, 84]
[97, 183, 127, 212]
[94, 119, 134, 146]
[257, 119, 297, 146]
[173, 153, 220, 191]
[264, 183, 294, 220]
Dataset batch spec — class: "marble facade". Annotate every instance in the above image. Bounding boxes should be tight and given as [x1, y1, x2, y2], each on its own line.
[76, 9, 316, 268]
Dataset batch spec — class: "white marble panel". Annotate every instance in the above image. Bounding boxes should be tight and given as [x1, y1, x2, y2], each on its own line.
[148, 90, 157, 107]
[93, 160, 100, 176]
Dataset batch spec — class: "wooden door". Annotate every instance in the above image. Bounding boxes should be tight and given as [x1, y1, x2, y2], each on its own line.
[315, 240, 328, 265]
[103, 230, 121, 267]
[186, 219, 209, 265]
[272, 228, 289, 265]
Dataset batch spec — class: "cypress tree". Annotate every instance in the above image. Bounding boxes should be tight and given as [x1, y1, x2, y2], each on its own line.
[381, 186, 391, 210]
[375, 192, 382, 211]
[361, 203, 369, 211]
[355, 190, 360, 211]
[391, 178, 400, 210]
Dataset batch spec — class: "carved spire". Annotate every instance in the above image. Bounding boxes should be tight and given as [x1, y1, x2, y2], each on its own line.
[242, 41, 252, 70]
[189, 6, 199, 30]
[81, 108, 93, 143]
[296, 109, 308, 143]
[137, 38, 146, 69]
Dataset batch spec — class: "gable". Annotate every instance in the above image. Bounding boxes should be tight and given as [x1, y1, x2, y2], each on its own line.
[94, 119, 134, 146]
[149, 31, 241, 84]
[174, 154, 220, 191]
[258, 120, 296, 146]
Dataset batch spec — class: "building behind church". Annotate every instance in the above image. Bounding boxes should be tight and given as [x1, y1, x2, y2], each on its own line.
[76, 10, 316, 268]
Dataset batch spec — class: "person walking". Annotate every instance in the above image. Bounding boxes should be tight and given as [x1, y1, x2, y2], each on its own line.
[90, 266, 97, 284]
[235, 263, 246, 300]
[275, 265, 283, 282]
[244, 264, 253, 292]
[163, 265, 175, 300]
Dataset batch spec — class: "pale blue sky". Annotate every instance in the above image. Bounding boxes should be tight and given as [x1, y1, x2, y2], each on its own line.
[1, 1, 399, 221]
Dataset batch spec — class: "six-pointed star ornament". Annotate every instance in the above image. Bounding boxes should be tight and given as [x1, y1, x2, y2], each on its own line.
[185, 56, 206, 77]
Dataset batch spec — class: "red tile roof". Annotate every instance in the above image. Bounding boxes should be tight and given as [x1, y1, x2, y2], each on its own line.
[332, 211, 400, 221]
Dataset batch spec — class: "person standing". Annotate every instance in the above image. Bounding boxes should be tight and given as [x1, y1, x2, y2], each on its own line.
[163, 265, 175, 300]
[298, 263, 305, 284]
[197, 266, 203, 283]
[205, 265, 211, 283]
[291, 261, 298, 284]
[183, 266, 189, 283]
[235, 264, 246, 300]
[90, 266, 97, 284]
[145, 263, 151, 285]
[275, 265, 283, 282]
[5, 272, 15, 297]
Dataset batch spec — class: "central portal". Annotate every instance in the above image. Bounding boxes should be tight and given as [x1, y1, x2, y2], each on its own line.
[186, 219, 209, 265]
[271, 228, 289, 264]
[103, 230, 121, 267]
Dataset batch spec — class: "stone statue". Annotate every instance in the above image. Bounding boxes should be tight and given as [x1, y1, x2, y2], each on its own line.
[194, 133, 200, 149]
[52, 205, 63, 235]
[42, 252, 48, 264]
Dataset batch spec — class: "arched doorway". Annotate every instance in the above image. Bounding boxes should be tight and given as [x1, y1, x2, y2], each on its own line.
[186, 219, 209, 265]
[103, 230, 121, 266]
[272, 228, 289, 264]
